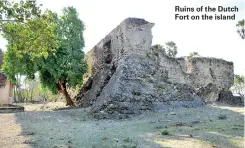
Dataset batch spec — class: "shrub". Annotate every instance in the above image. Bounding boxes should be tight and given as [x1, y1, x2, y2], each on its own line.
[161, 130, 170, 135]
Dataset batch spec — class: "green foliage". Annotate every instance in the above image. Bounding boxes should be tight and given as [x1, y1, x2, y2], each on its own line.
[152, 41, 178, 58]
[0, 1, 58, 59]
[1, 2, 87, 104]
[231, 74, 245, 95]
[1, 1, 58, 83]
[236, 19, 244, 39]
[151, 44, 166, 54]
[0, 0, 42, 22]
[161, 130, 170, 135]
[2, 48, 37, 83]
[165, 41, 177, 57]
[234, 75, 244, 85]
[188, 52, 200, 57]
[157, 84, 165, 89]
[39, 7, 87, 94]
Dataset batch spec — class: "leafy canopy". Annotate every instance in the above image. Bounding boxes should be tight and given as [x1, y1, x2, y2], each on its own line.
[1, 1, 59, 83]
[232, 74, 245, 95]
[1, 0, 87, 97]
[152, 41, 178, 58]
[188, 52, 200, 57]
[0, 0, 58, 59]
[165, 41, 177, 57]
[39, 7, 87, 94]
[236, 19, 244, 39]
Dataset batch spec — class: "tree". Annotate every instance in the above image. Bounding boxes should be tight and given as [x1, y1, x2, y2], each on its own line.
[165, 41, 178, 57]
[236, 19, 244, 39]
[1, 1, 58, 83]
[1, 1, 87, 106]
[151, 44, 166, 54]
[152, 41, 178, 58]
[0, 0, 58, 58]
[188, 52, 200, 57]
[38, 7, 87, 106]
[232, 74, 245, 96]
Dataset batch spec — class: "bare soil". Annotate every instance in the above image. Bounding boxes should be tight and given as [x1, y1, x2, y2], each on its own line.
[0, 102, 244, 148]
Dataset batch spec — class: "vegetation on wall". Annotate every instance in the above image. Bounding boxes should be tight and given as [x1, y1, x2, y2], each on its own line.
[152, 41, 178, 58]
[188, 52, 200, 57]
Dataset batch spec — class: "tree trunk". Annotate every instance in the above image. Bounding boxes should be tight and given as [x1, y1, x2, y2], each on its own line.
[58, 81, 74, 106]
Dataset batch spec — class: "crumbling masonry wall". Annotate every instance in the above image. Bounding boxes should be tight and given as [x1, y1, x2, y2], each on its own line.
[76, 18, 234, 118]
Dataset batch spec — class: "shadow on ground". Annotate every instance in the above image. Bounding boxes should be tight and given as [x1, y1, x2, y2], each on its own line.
[1, 103, 243, 148]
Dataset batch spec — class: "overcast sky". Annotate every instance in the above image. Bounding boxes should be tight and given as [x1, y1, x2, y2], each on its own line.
[0, 0, 244, 75]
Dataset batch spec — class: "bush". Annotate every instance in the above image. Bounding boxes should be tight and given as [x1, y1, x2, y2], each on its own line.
[161, 130, 170, 135]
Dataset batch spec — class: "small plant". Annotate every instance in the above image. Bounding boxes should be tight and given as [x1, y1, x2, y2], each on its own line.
[132, 90, 141, 96]
[161, 130, 170, 135]
[123, 137, 132, 143]
[157, 84, 165, 89]
[218, 114, 227, 120]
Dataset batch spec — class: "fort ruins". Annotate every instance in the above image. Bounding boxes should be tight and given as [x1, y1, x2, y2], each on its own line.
[76, 18, 236, 119]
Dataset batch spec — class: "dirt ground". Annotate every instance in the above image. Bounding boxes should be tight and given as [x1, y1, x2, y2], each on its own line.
[0, 102, 244, 148]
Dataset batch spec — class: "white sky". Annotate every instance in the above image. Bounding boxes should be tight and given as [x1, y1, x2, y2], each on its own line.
[0, 0, 244, 75]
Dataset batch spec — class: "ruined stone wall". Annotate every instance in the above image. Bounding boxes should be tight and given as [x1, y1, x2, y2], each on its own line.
[76, 18, 234, 118]
[188, 57, 234, 89]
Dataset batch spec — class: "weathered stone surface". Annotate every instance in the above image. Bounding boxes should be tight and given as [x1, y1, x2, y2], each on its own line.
[76, 18, 234, 118]
[196, 83, 220, 102]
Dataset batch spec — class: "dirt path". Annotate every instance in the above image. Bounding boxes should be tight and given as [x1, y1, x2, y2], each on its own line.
[0, 103, 244, 148]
